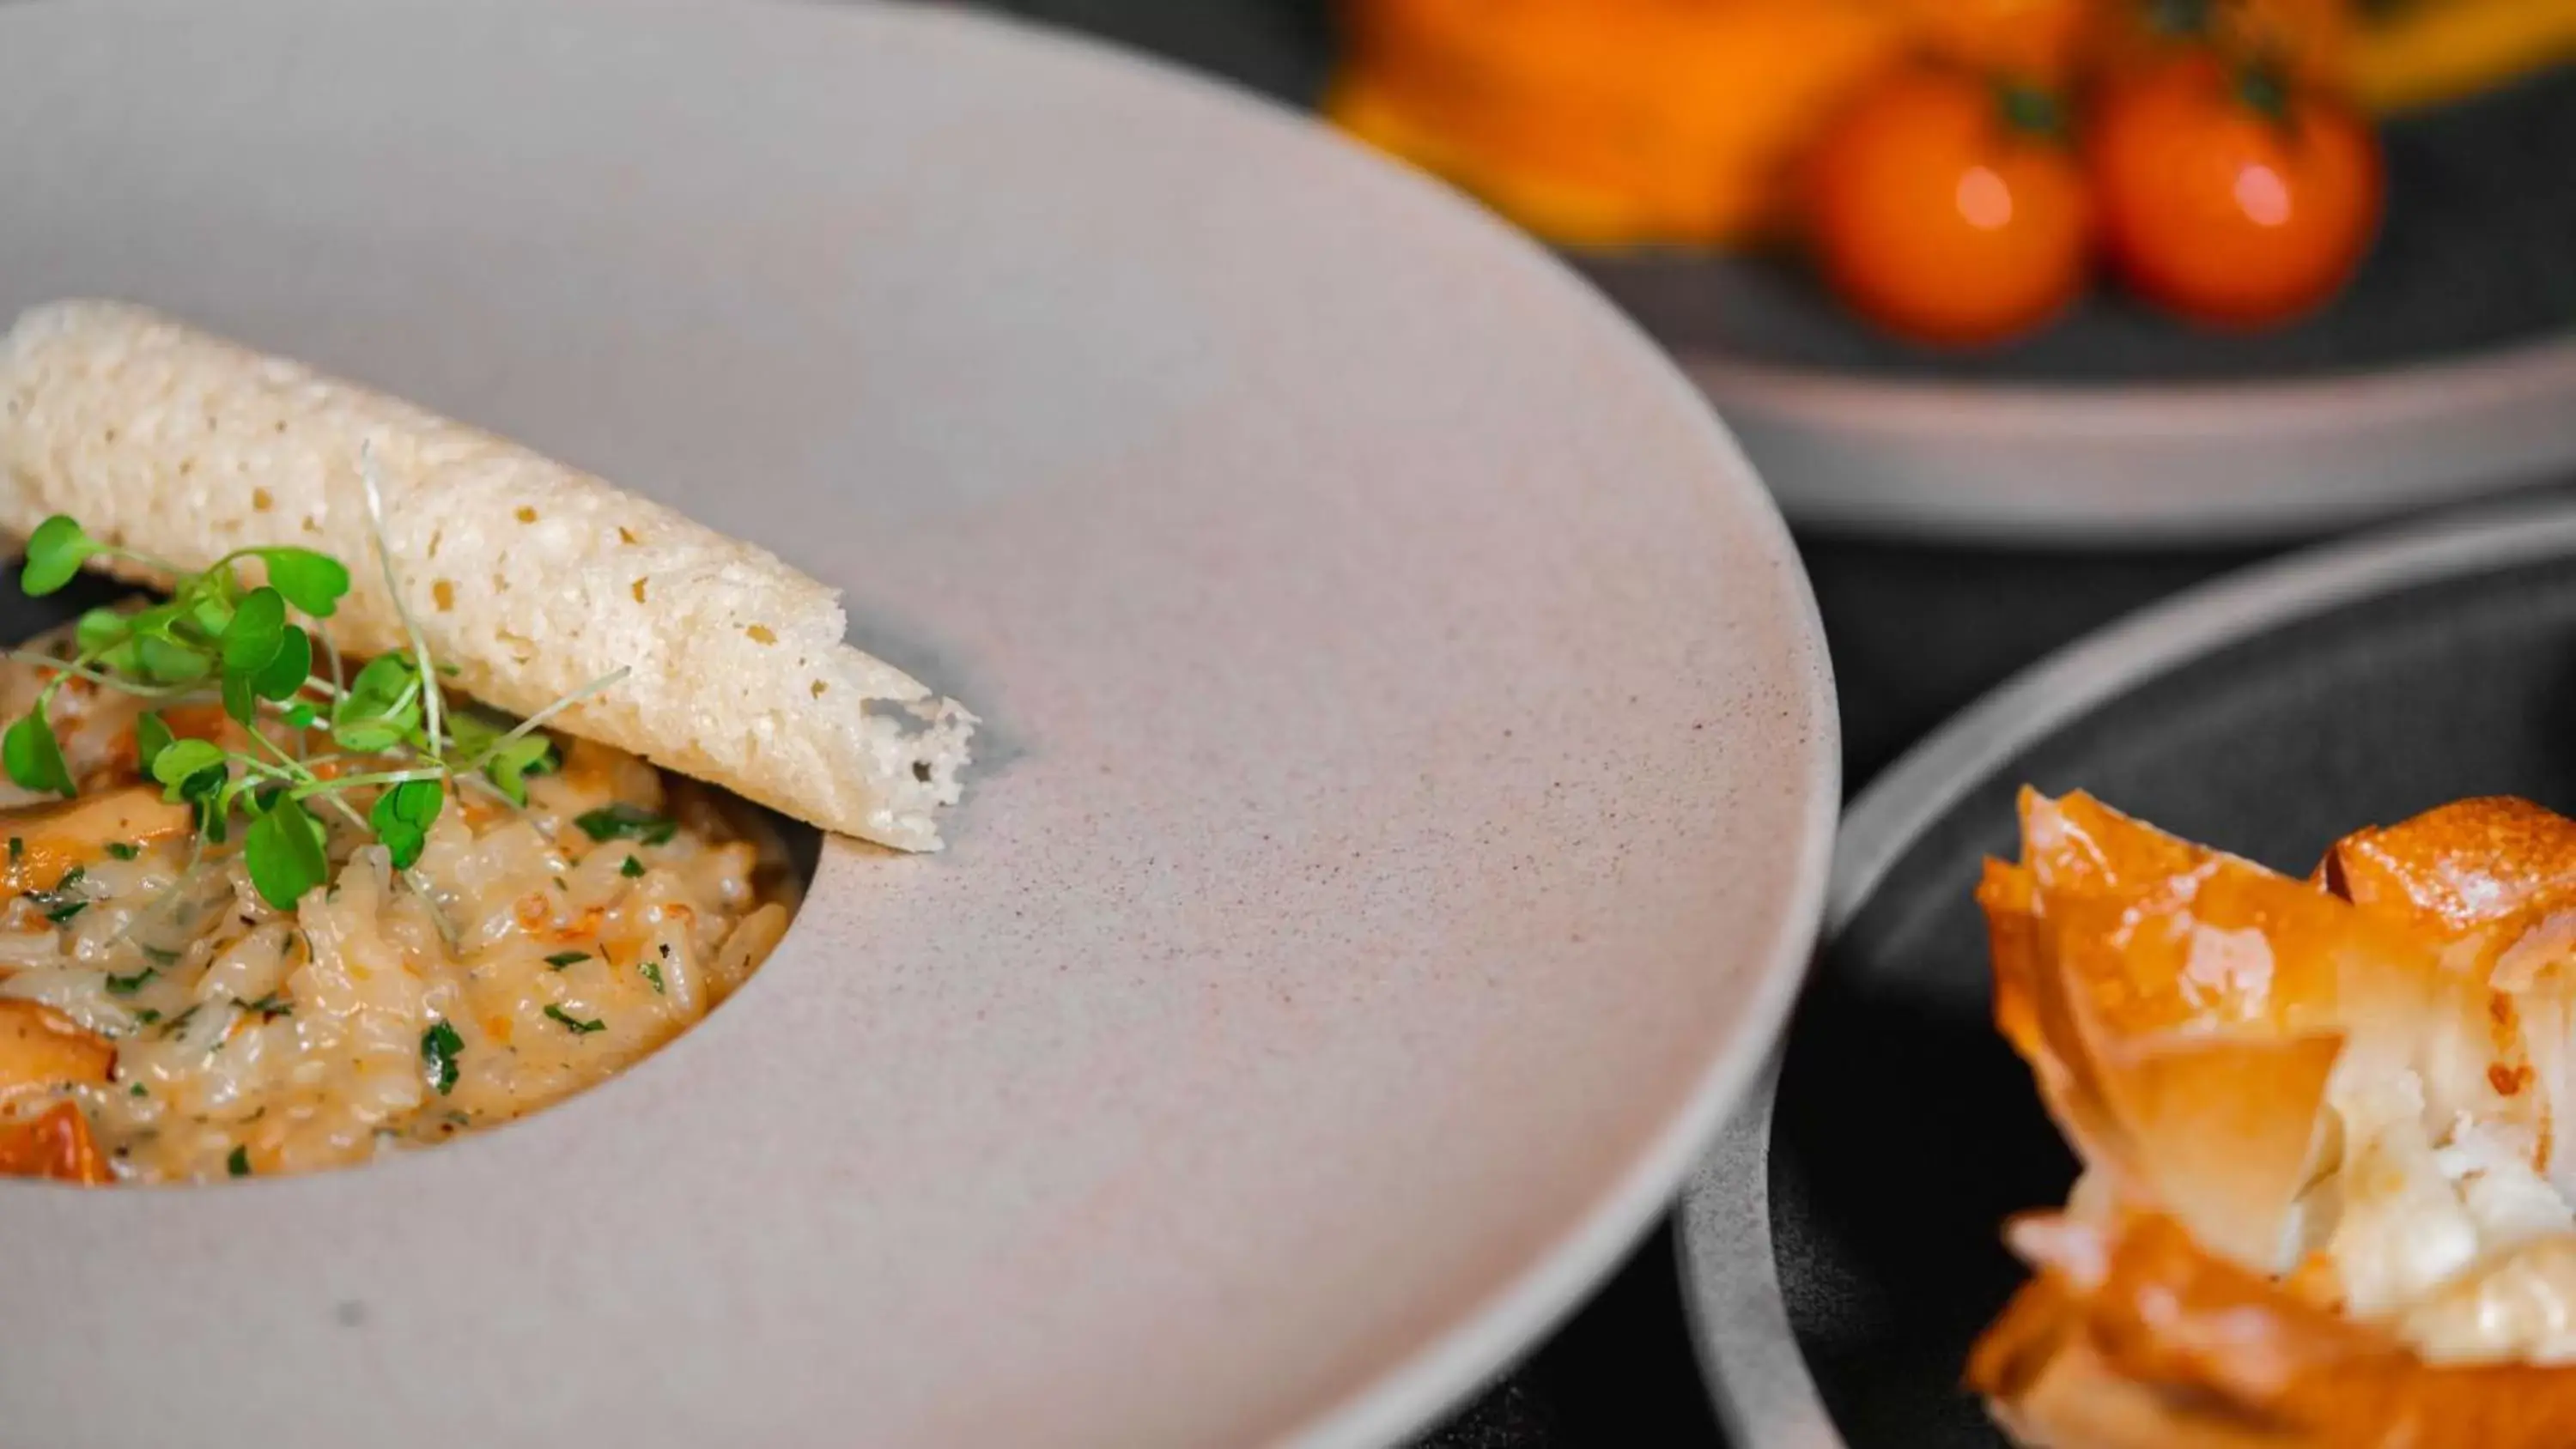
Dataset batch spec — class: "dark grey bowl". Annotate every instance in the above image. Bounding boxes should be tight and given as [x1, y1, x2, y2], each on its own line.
[1683, 492, 2576, 1446]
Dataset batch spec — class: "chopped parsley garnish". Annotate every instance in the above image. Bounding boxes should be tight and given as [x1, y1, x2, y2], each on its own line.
[7, 837, 20, 864]
[577, 804, 676, 846]
[139, 945, 180, 967]
[242, 993, 291, 1020]
[104, 967, 156, 996]
[544, 951, 589, 969]
[544, 1004, 605, 1035]
[104, 841, 138, 860]
[131, 1008, 161, 1026]
[161, 1003, 201, 1036]
[620, 855, 645, 879]
[226, 1145, 251, 1178]
[128, 1082, 147, 1097]
[640, 956, 665, 995]
[27, 866, 88, 923]
[420, 1020, 463, 1095]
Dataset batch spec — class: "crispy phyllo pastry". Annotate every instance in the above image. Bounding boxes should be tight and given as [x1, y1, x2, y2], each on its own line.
[1973, 791, 2576, 1447]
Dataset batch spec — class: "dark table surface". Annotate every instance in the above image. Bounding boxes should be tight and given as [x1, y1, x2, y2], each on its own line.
[925, 0, 2288, 1440]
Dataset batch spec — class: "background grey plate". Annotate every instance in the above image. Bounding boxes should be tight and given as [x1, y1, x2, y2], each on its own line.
[969, 3, 2576, 545]
[1680, 493, 2576, 1445]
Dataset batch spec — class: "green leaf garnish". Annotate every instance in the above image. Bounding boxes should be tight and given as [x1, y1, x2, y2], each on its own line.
[149, 738, 228, 794]
[221, 586, 289, 676]
[21, 515, 97, 596]
[620, 854, 645, 878]
[105, 966, 155, 996]
[220, 670, 257, 727]
[544, 951, 589, 969]
[368, 778, 442, 870]
[485, 735, 555, 807]
[331, 654, 421, 753]
[254, 549, 350, 617]
[135, 635, 211, 685]
[340, 653, 416, 719]
[226, 1145, 251, 1178]
[3, 712, 74, 797]
[577, 804, 675, 846]
[421, 1019, 463, 1095]
[132, 712, 174, 779]
[185, 593, 234, 640]
[44, 899, 86, 925]
[251, 625, 312, 702]
[105, 841, 138, 860]
[544, 1003, 605, 1035]
[76, 608, 128, 657]
[640, 955, 665, 995]
[331, 719, 406, 755]
[243, 795, 328, 911]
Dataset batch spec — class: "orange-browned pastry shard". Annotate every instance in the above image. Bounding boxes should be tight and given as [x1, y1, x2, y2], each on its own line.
[1971, 791, 2576, 1448]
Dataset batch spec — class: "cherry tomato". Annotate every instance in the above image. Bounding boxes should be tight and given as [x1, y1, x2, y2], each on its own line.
[1806, 67, 2093, 347]
[2087, 51, 2382, 327]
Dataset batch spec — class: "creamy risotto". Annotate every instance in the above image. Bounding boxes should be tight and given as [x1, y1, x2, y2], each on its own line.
[0, 623, 799, 1185]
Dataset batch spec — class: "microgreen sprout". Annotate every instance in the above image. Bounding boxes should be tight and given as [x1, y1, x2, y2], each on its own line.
[5, 481, 623, 912]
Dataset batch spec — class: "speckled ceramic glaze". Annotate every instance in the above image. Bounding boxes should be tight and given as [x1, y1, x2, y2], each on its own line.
[0, 3, 1837, 1445]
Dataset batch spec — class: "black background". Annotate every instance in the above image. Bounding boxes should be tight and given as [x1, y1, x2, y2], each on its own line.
[919, 1, 2530, 1440]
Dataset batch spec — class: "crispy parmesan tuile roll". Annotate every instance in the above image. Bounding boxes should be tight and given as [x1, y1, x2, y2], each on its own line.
[0, 300, 972, 851]
[1973, 791, 2576, 1447]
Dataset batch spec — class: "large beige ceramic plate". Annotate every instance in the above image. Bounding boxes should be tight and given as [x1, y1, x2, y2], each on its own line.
[0, 2, 1836, 1446]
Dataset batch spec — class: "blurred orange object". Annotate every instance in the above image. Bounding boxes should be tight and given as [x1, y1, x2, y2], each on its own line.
[1328, 0, 1909, 247]
[2348, 0, 2576, 113]
[1894, 0, 2094, 81]
[2089, 50, 2383, 327]
[1807, 67, 2093, 345]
